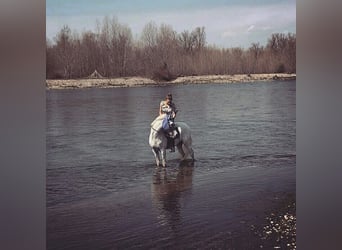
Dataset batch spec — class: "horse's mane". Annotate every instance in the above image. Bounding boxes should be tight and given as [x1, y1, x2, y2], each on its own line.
[151, 115, 163, 131]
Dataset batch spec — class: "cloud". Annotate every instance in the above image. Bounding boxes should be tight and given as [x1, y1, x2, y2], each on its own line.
[247, 25, 255, 32]
[222, 30, 236, 38]
[216, 3, 295, 46]
[46, 1, 296, 48]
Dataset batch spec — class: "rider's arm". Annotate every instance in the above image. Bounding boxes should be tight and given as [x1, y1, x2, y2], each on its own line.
[172, 103, 178, 118]
[159, 101, 164, 116]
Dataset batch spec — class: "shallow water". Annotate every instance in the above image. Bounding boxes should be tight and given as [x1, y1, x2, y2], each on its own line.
[47, 81, 295, 249]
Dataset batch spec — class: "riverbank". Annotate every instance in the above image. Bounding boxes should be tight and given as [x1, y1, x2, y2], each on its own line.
[46, 73, 296, 89]
[252, 193, 296, 249]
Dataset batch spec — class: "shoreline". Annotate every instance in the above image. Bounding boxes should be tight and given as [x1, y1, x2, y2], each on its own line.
[46, 73, 296, 90]
[252, 193, 296, 249]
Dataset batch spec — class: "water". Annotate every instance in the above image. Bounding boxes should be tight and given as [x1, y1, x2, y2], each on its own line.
[47, 81, 296, 249]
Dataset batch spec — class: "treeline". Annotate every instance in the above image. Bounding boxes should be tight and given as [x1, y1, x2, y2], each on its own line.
[46, 16, 296, 80]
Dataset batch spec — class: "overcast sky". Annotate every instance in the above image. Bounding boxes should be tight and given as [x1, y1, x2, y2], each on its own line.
[46, 0, 296, 48]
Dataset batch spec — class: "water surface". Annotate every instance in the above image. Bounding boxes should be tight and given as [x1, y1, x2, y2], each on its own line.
[47, 81, 296, 249]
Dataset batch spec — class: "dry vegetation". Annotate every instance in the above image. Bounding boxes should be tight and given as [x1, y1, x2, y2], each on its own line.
[46, 16, 296, 83]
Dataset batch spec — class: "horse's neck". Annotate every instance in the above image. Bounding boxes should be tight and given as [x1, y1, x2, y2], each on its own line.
[151, 128, 164, 138]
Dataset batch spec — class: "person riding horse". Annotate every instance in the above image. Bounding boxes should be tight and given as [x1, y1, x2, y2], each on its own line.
[159, 93, 179, 152]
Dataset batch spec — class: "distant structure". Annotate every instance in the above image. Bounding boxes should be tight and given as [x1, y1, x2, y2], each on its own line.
[88, 70, 104, 79]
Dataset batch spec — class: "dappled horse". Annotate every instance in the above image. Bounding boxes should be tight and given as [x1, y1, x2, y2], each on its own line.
[149, 116, 194, 167]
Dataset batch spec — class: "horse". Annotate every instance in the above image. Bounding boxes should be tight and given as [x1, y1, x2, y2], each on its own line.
[149, 117, 194, 167]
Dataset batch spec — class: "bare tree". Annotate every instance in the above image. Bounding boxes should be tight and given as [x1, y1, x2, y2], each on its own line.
[140, 21, 159, 76]
[54, 25, 77, 78]
[116, 24, 133, 76]
[179, 30, 195, 53]
[46, 18, 296, 79]
[248, 43, 263, 74]
[191, 26, 206, 51]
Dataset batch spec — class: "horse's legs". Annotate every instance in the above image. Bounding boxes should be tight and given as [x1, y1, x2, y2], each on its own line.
[177, 142, 186, 160]
[183, 142, 195, 161]
[160, 148, 167, 167]
[152, 148, 160, 167]
[189, 147, 195, 161]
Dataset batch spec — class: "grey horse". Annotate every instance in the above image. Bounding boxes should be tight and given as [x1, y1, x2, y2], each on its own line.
[149, 118, 194, 167]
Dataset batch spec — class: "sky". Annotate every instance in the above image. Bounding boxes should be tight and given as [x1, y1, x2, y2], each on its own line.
[46, 0, 296, 48]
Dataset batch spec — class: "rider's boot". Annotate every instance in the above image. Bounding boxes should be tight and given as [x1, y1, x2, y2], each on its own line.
[168, 128, 175, 152]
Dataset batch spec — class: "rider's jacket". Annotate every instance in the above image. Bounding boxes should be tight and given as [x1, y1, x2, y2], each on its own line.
[160, 100, 177, 117]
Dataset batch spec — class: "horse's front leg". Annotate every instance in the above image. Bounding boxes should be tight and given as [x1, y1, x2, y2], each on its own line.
[152, 148, 160, 167]
[160, 148, 167, 167]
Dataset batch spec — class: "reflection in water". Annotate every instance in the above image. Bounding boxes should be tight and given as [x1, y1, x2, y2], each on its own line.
[151, 161, 194, 234]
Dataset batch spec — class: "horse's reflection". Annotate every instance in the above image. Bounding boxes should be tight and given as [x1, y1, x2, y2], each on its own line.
[151, 161, 194, 232]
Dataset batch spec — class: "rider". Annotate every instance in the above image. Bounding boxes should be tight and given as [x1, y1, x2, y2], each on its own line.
[159, 93, 178, 152]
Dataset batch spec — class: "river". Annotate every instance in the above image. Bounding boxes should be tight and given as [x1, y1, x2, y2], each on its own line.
[47, 81, 296, 249]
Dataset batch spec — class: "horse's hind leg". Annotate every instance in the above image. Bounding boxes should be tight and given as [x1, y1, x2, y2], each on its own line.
[152, 148, 160, 167]
[177, 142, 186, 160]
[183, 142, 195, 161]
[189, 147, 195, 161]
